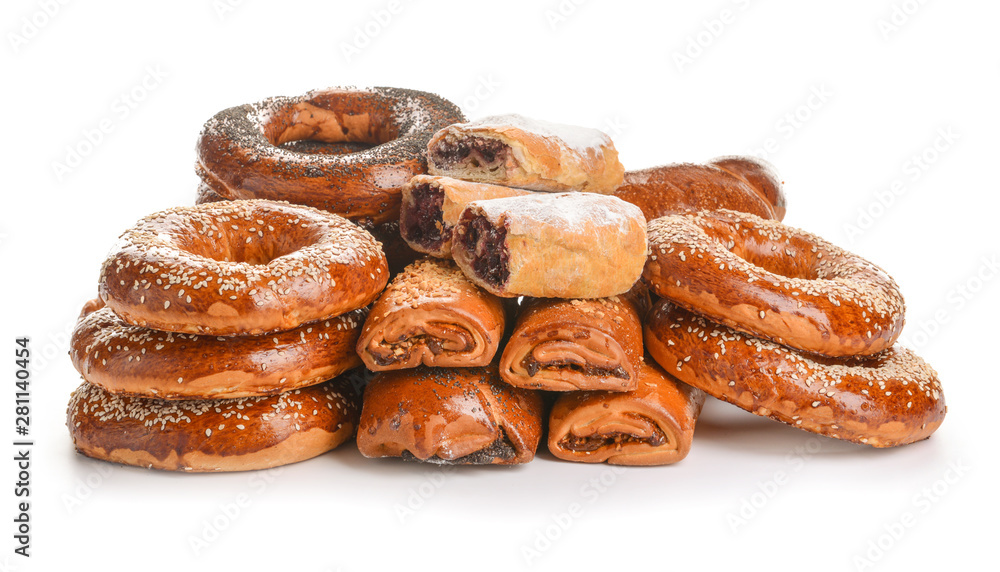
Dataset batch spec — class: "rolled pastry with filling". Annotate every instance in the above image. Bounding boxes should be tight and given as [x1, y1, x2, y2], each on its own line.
[451, 192, 647, 298]
[499, 287, 649, 391]
[426, 114, 625, 193]
[548, 361, 706, 466]
[357, 258, 507, 370]
[357, 365, 544, 465]
[400, 175, 533, 258]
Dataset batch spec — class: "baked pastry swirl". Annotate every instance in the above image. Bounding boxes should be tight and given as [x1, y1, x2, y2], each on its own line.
[357, 258, 507, 370]
[357, 365, 543, 464]
[548, 360, 706, 465]
[499, 287, 648, 392]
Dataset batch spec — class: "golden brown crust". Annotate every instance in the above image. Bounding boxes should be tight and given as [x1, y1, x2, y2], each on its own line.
[644, 300, 946, 448]
[452, 193, 648, 298]
[71, 300, 365, 399]
[614, 159, 780, 221]
[357, 365, 543, 464]
[357, 258, 506, 370]
[427, 114, 624, 193]
[193, 188, 418, 276]
[710, 155, 786, 220]
[499, 287, 648, 391]
[66, 375, 362, 472]
[196, 87, 465, 226]
[643, 209, 904, 357]
[195, 182, 228, 204]
[399, 175, 533, 258]
[547, 361, 706, 465]
[99, 200, 388, 336]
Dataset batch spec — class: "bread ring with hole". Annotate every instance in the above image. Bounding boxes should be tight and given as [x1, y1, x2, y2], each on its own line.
[644, 300, 945, 448]
[98, 199, 387, 336]
[643, 209, 905, 357]
[66, 375, 362, 472]
[196, 87, 465, 226]
[70, 299, 366, 399]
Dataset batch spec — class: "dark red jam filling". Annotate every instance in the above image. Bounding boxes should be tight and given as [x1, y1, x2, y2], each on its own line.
[400, 183, 447, 251]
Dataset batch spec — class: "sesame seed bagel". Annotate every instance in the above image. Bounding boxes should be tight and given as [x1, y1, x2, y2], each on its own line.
[70, 299, 366, 399]
[644, 300, 946, 448]
[196, 86, 465, 226]
[98, 199, 388, 336]
[66, 375, 362, 472]
[643, 209, 905, 357]
[614, 156, 785, 222]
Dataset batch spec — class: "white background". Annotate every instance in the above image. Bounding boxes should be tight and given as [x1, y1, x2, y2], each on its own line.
[1, 1, 997, 571]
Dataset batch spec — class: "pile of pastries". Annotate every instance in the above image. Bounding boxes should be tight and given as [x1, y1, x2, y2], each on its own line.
[66, 86, 946, 471]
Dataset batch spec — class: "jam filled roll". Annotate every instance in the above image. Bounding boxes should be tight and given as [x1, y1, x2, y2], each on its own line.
[357, 365, 543, 465]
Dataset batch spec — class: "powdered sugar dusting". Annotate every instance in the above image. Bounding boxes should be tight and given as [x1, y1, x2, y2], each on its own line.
[470, 192, 645, 235]
[465, 114, 612, 155]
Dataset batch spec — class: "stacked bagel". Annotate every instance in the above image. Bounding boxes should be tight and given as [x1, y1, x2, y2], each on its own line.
[67, 85, 946, 473]
[67, 200, 388, 471]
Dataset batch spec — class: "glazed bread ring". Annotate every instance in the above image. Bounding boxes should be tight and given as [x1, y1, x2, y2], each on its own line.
[71, 299, 366, 399]
[710, 156, 786, 220]
[195, 182, 227, 205]
[193, 187, 419, 276]
[643, 209, 905, 357]
[614, 156, 785, 222]
[644, 300, 946, 448]
[98, 200, 388, 336]
[66, 375, 362, 471]
[196, 87, 465, 226]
